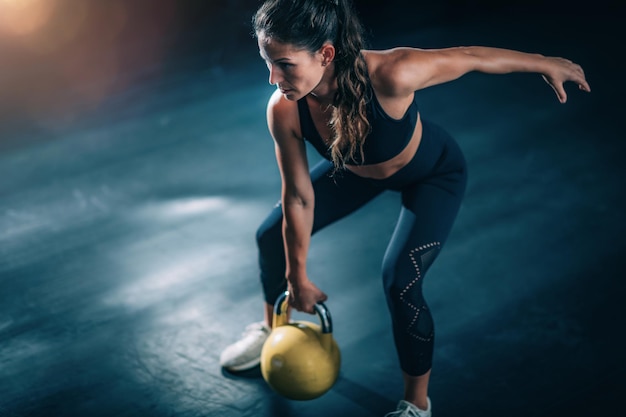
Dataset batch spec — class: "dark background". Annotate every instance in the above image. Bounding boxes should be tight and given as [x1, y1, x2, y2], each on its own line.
[1, 0, 623, 141]
[1, 1, 625, 417]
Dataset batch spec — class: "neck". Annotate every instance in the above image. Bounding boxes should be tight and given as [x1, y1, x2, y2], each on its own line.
[310, 64, 338, 105]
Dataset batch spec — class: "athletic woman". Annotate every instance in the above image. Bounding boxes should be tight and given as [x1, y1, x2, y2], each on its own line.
[220, 0, 590, 415]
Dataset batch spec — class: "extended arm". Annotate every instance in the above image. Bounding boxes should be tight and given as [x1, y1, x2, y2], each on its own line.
[369, 46, 590, 103]
[266, 91, 327, 313]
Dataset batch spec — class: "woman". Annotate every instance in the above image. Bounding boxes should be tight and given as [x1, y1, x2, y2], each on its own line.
[219, 0, 590, 415]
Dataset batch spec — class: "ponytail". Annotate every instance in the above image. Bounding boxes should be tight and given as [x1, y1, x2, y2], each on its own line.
[328, 0, 370, 169]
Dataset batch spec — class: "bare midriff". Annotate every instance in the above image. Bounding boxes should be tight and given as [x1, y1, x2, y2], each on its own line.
[345, 114, 423, 180]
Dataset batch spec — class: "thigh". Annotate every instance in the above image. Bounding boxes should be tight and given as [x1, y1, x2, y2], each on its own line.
[401, 177, 466, 244]
[310, 160, 384, 232]
[383, 175, 466, 278]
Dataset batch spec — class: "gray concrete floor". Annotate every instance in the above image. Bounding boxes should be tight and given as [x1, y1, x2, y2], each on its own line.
[1, 2, 624, 416]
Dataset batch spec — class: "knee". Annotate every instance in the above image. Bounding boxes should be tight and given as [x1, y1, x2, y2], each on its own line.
[381, 255, 400, 298]
[381, 243, 441, 300]
[381, 255, 417, 309]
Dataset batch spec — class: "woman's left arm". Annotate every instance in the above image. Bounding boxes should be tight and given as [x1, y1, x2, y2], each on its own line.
[375, 46, 591, 103]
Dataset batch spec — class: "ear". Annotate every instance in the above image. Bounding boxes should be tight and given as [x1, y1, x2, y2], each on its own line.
[319, 43, 336, 66]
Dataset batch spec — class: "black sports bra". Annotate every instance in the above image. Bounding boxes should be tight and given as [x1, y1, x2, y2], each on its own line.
[297, 84, 419, 165]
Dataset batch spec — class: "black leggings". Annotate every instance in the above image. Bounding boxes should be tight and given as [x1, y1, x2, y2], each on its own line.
[256, 119, 467, 376]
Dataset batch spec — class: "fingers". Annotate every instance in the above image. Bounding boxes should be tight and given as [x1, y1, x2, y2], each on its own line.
[573, 63, 591, 92]
[296, 303, 315, 314]
[288, 291, 328, 314]
[572, 70, 591, 93]
[548, 79, 567, 103]
[579, 79, 591, 93]
[306, 292, 328, 313]
[544, 59, 591, 103]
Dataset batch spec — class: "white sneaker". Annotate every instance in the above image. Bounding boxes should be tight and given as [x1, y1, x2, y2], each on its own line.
[384, 399, 432, 417]
[220, 321, 270, 372]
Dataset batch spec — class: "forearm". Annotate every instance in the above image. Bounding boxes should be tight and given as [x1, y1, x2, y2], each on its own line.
[282, 200, 314, 283]
[465, 46, 548, 75]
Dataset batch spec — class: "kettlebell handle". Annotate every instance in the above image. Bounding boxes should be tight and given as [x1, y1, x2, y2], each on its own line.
[274, 290, 333, 334]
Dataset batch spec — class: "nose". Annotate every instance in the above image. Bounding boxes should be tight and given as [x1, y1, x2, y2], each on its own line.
[268, 64, 282, 86]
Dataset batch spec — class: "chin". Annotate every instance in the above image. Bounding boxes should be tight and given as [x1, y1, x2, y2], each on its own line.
[282, 92, 302, 101]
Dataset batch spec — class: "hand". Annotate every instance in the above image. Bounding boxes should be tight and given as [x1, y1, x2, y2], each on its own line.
[542, 56, 591, 103]
[287, 277, 328, 314]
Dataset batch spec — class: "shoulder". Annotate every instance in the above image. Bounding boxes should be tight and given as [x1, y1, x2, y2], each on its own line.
[267, 88, 298, 116]
[363, 48, 425, 96]
[266, 89, 301, 142]
[363, 47, 463, 97]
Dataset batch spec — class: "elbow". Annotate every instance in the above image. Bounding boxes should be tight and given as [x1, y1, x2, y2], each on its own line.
[285, 196, 314, 210]
[281, 179, 315, 210]
[283, 190, 314, 210]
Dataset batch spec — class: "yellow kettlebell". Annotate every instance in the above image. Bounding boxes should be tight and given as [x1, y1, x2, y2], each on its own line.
[260, 290, 341, 400]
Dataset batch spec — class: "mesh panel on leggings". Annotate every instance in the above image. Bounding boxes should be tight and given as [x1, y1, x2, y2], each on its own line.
[401, 242, 440, 341]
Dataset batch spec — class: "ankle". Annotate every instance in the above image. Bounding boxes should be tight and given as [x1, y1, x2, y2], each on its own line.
[404, 398, 429, 412]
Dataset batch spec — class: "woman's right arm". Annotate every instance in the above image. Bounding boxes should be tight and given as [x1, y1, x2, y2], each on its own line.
[266, 91, 328, 313]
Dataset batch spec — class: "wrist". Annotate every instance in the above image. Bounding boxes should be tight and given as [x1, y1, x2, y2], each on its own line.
[286, 269, 308, 285]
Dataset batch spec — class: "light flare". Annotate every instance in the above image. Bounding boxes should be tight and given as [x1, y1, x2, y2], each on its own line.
[0, 0, 56, 36]
[1, 0, 181, 131]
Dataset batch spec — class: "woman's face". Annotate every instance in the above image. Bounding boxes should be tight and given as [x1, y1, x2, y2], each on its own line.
[257, 34, 329, 101]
